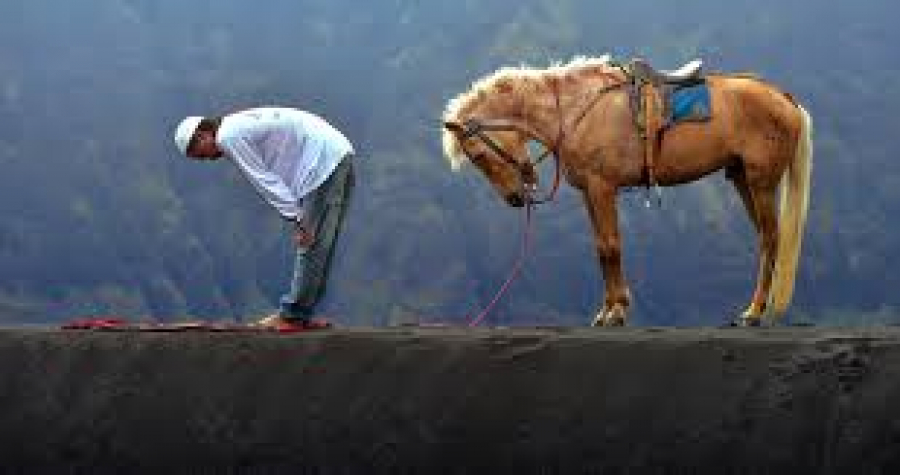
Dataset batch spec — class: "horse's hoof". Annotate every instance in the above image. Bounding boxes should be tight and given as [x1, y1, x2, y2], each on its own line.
[605, 317, 625, 327]
[591, 309, 609, 327]
[729, 316, 762, 328]
[604, 307, 627, 327]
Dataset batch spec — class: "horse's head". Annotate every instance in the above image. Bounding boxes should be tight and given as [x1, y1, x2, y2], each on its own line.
[442, 120, 536, 207]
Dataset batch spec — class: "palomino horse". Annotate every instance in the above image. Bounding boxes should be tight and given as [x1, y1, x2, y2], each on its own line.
[441, 56, 812, 327]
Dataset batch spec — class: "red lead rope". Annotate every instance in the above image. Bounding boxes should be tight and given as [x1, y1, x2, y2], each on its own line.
[467, 203, 535, 327]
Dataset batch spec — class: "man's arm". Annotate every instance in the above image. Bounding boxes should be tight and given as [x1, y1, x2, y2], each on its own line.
[218, 134, 303, 221]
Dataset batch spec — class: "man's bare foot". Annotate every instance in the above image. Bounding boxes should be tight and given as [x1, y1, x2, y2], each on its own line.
[254, 314, 290, 328]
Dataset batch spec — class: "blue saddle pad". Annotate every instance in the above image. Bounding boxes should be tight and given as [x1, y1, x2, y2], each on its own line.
[667, 83, 711, 125]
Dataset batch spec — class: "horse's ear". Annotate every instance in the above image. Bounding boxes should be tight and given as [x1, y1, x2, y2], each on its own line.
[443, 121, 464, 133]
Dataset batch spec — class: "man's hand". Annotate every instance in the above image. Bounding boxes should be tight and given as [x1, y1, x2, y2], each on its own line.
[293, 220, 316, 247]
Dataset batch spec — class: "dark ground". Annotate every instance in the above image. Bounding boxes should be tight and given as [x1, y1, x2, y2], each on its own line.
[1, 325, 900, 474]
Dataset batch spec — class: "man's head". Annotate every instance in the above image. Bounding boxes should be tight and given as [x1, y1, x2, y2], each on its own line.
[173, 116, 224, 160]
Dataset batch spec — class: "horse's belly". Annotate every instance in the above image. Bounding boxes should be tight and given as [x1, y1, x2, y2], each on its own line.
[656, 123, 733, 185]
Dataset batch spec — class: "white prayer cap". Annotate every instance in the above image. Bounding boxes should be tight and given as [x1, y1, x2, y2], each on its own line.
[173, 116, 203, 155]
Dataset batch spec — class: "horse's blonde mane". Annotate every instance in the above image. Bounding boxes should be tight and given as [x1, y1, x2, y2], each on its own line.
[441, 54, 613, 170]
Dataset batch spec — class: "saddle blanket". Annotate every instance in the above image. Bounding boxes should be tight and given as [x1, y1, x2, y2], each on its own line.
[666, 82, 712, 126]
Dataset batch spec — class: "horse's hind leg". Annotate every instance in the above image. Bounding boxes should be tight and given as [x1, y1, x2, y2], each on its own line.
[727, 165, 779, 326]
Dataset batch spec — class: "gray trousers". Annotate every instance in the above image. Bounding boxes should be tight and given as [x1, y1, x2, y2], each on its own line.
[278, 156, 355, 318]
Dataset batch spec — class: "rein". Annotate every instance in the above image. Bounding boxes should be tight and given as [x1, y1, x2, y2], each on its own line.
[466, 203, 534, 327]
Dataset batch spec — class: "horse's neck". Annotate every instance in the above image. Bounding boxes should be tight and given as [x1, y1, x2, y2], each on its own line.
[478, 68, 625, 148]
[508, 81, 585, 149]
[530, 72, 621, 131]
[473, 95, 551, 145]
[491, 86, 561, 147]
[550, 70, 629, 149]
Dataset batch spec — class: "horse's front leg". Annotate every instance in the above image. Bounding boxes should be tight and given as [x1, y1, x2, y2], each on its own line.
[583, 182, 631, 327]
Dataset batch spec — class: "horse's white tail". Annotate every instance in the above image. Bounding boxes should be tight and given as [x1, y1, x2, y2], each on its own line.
[768, 104, 813, 314]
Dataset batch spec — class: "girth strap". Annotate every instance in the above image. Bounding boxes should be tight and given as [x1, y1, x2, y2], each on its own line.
[622, 58, 705, 204]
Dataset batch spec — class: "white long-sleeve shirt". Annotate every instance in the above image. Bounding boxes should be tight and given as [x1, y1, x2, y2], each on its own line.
[216, 107, 354, 221]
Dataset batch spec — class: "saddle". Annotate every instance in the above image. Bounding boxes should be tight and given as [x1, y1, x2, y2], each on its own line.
[630, 58, 703, 86]
[624, 58, 705, 200]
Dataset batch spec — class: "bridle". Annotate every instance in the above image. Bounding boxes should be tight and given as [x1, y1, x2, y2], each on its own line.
[455, 77, 564, 206]
[454, 75, 628, 206]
